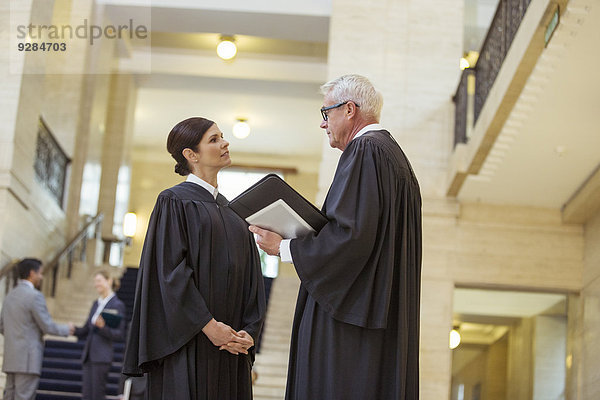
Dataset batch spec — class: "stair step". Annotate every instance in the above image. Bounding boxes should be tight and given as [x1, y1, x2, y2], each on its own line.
[41, 368, 121, 385]
[253, 385, 286, 397]
[38, 379, 119, 395]
[36, 390, 123, 400]
[252, 274, 300, 398]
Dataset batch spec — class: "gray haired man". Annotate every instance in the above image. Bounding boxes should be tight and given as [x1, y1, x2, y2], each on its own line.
[251, 74, 422, 399]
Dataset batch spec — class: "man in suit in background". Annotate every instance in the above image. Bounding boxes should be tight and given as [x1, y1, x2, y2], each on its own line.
[0, 258, 74, 400]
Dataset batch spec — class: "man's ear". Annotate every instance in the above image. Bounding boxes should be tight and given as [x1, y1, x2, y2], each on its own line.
[346, 102, 358, 119]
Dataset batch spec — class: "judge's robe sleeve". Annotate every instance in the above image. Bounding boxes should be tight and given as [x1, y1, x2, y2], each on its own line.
[240, 233, 267, 360]
[290, 139, 396, 329]
[123, 194, 213, 376]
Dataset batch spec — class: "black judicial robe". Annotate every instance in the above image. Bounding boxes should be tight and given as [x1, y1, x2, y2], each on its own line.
[122, 182, 266, 400]
[287, 130, 422, 399]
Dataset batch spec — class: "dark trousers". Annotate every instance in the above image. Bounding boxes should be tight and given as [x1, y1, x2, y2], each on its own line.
[82, 361, 111, 400]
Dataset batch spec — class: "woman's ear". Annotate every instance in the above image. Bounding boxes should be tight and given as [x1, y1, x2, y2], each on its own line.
[182, 148, 197, 163]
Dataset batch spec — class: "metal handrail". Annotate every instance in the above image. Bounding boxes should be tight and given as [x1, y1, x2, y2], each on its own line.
[0, 259, 19, 282]
[0, 213, 103, 297]
[0, 259, 20, 294]
[45, 213, 103, 296]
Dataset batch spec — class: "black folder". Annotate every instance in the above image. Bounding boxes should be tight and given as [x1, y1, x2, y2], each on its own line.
[228, 174, 328, 239]
[100, 309, 123, 328]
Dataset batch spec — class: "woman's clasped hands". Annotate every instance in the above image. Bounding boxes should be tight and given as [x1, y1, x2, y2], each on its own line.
[202, 318, 254, 355]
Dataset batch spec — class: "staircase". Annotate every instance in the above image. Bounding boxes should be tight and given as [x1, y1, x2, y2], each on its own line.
[253, 266, 300, 400]
[36, 340, 124, 400]
[35, 267, 139, 400]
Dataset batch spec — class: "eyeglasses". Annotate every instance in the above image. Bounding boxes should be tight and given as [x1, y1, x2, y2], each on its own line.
[320, 101, 360, 121]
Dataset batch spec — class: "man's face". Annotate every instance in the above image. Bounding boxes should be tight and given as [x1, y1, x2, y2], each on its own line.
[30, 267, 43, 289]
[320, 94, 350, 151]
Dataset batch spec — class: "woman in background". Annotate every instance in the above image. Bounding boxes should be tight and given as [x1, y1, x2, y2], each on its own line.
[123, 117, 266, 400]
[75, 271, 126, 400]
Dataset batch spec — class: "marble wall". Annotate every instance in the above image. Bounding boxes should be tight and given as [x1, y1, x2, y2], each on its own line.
[581, 209, 600, 398]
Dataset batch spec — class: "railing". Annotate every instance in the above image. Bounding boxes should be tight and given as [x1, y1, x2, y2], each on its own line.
[0, 213, 103, 297]
[45, 213, 103, 297]
[453, 0, 533, 145]
[452, 68, 474, 147]
[0, 260, 20, 295]
[474, 0, 532, 122]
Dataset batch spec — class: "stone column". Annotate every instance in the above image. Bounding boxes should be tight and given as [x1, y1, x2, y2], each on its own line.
[0, 0, 54, 266]
[321, 0, 463, 200]
[97, 73, 137, 244]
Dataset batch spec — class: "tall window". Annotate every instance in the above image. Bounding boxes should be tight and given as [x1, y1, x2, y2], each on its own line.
[78, 162, 101, 217]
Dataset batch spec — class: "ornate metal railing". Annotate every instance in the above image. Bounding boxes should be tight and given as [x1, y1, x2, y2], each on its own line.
[0, 213, 103, 297]
[45, 213, 103, 297]
[34, 118, 71, 207]
[474, 0, 532, 122]
[453, 68, 474, 147]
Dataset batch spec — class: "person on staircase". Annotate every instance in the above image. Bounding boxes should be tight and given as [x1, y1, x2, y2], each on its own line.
[122, 117, 267, 400]
[0, 258, 74, 400]
[74, 270, 126, 400]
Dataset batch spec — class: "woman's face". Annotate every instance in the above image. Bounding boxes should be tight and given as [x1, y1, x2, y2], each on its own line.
[194, 124, 231, 170]
[94, 274, 111, 295]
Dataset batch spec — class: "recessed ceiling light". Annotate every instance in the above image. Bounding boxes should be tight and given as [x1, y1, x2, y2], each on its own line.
[217, 36, 237, 60]
[233, 118, 250, 139]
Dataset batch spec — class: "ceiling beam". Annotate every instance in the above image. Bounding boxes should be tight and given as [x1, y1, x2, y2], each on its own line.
[117, 49, 327, 83]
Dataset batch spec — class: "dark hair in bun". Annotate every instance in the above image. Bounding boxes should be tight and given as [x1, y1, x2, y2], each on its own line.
[166, 117, 215, 176]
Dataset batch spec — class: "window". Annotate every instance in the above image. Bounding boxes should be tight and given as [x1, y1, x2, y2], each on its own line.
[34, 118, 70, 208]
[219, 168, 282, 278]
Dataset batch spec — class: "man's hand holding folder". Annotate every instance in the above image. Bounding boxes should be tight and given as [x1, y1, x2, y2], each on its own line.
[248, 225, 283, 256]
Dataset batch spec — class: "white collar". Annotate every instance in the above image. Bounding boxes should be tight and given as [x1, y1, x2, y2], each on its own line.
[98, 291, 115, 305]
[353, 123, 384, 141]
[186, 174, 219, 199]
[19, 279, 34, 289]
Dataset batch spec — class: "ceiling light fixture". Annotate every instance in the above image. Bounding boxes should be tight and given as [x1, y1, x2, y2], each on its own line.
[217, 35, 237, 60]
[449, 326, 461, 350]
[233, 118, 250, 139]
[123, 212, 137, 246]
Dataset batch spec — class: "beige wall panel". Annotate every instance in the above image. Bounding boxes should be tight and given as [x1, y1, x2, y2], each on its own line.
[581, 209, 600, 398]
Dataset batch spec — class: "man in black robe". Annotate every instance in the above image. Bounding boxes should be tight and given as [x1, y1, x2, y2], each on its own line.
[123, 181, 266, 399]
[250, 74, 422, 399]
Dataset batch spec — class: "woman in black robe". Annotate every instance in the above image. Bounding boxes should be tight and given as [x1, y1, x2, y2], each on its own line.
[123, 117, 266, 400]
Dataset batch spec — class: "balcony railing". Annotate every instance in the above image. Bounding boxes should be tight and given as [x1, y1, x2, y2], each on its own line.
[454, 0, 532, 147]
[452, 68, 474, 147]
